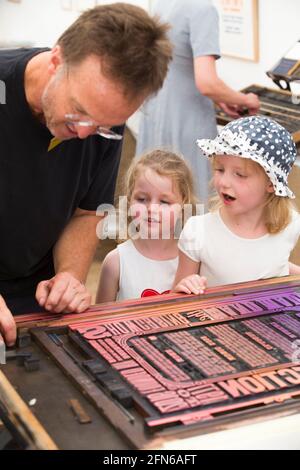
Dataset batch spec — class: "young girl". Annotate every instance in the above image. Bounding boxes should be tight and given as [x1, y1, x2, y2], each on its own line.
[173, 115, 300, 294]
[96, 149, 197, 302]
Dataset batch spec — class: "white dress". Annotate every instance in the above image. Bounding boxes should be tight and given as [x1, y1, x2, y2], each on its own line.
[116, 240, 178, 301]
[136, 0, 221, 203]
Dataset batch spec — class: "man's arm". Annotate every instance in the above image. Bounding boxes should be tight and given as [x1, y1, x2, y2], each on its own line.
[53, 207, 101, 282]
[36, 208, 104, 313]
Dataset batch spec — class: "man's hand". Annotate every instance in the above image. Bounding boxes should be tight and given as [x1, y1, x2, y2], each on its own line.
[0, 295, 16, 346]
[173, 274, 207, 295]
[36, 272, 92, 314]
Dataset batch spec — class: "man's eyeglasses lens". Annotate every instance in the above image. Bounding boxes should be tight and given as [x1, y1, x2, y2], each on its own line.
[65, 114, 123, 140]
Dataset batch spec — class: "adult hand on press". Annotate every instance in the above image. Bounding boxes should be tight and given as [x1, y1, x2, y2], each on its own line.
[36, 272, 92, 314]
[0, 295, 16, 346]
[217, 102, 241, 118]
[243, 92, 260, 115]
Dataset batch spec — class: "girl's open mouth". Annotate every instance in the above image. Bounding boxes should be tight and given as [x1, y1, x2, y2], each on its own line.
[222, 193, 236, 202]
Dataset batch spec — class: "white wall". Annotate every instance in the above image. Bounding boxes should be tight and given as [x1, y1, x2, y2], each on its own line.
[216, 0, 300, 90]
[0, 0, 151, 48]
[1, 0, 299, 88]
[0, 0, 77, 47]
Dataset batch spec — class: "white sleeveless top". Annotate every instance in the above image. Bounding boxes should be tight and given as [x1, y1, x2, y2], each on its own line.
[116, 240, 178, 301]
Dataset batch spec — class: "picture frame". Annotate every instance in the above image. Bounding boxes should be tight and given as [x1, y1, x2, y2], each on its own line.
[213, 0, 259, 62]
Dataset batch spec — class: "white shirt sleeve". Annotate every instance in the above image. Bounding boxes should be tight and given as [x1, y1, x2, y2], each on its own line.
[178, 216, 204, 262]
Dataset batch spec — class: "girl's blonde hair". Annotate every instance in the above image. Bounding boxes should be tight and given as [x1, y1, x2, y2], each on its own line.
[125, 149, 198, 208]
[210, 156, 296, 234]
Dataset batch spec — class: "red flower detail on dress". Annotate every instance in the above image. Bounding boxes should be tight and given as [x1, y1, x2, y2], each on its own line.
[141, 288, 170, 297]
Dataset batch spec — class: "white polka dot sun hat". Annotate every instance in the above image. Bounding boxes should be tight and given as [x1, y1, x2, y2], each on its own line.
[196, 115, 297, 199]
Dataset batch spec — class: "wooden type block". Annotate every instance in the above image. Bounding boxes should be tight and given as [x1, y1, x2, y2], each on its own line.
[96, 372, 120, 388]
[16, 352, 32, 366]
[69, 399, 92, 425]
[111, 389, 134, 409]
[95, 371, 134, 408]
[17, 333, 31, 349]
[5, 350, 31, 364]
[24, 357, 40, 372]
[82, 359, 108, 376]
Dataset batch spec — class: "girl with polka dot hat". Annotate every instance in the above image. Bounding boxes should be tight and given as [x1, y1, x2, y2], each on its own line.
[173, 115, 300, 294]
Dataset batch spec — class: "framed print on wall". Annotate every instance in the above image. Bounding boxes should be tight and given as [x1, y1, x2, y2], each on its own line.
[213, 0, 259, 62]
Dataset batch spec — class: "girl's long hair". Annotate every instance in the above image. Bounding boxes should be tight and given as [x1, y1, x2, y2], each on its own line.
[126, 149, 198, 207]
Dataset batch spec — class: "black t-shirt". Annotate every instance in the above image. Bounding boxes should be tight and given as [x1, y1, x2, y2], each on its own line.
[0, 48, 123, 298]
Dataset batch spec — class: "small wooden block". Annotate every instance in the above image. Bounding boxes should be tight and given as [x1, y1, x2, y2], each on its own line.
[24, 357, 40, 372]
[69, 399, 92, 425]
[17, 333, 31, 349]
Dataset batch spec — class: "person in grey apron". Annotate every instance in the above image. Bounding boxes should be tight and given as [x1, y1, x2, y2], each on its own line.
[136, 0, 259, 203]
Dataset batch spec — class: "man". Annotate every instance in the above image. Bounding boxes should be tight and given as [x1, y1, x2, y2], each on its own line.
[0, 3, 172, 345]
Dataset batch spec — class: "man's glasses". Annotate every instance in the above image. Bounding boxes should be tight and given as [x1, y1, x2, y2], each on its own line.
[65, 114, 123, 140]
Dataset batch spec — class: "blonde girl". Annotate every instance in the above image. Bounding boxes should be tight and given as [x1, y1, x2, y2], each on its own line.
[96, 149, 197, 302]
[173, 115, 300, 294]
